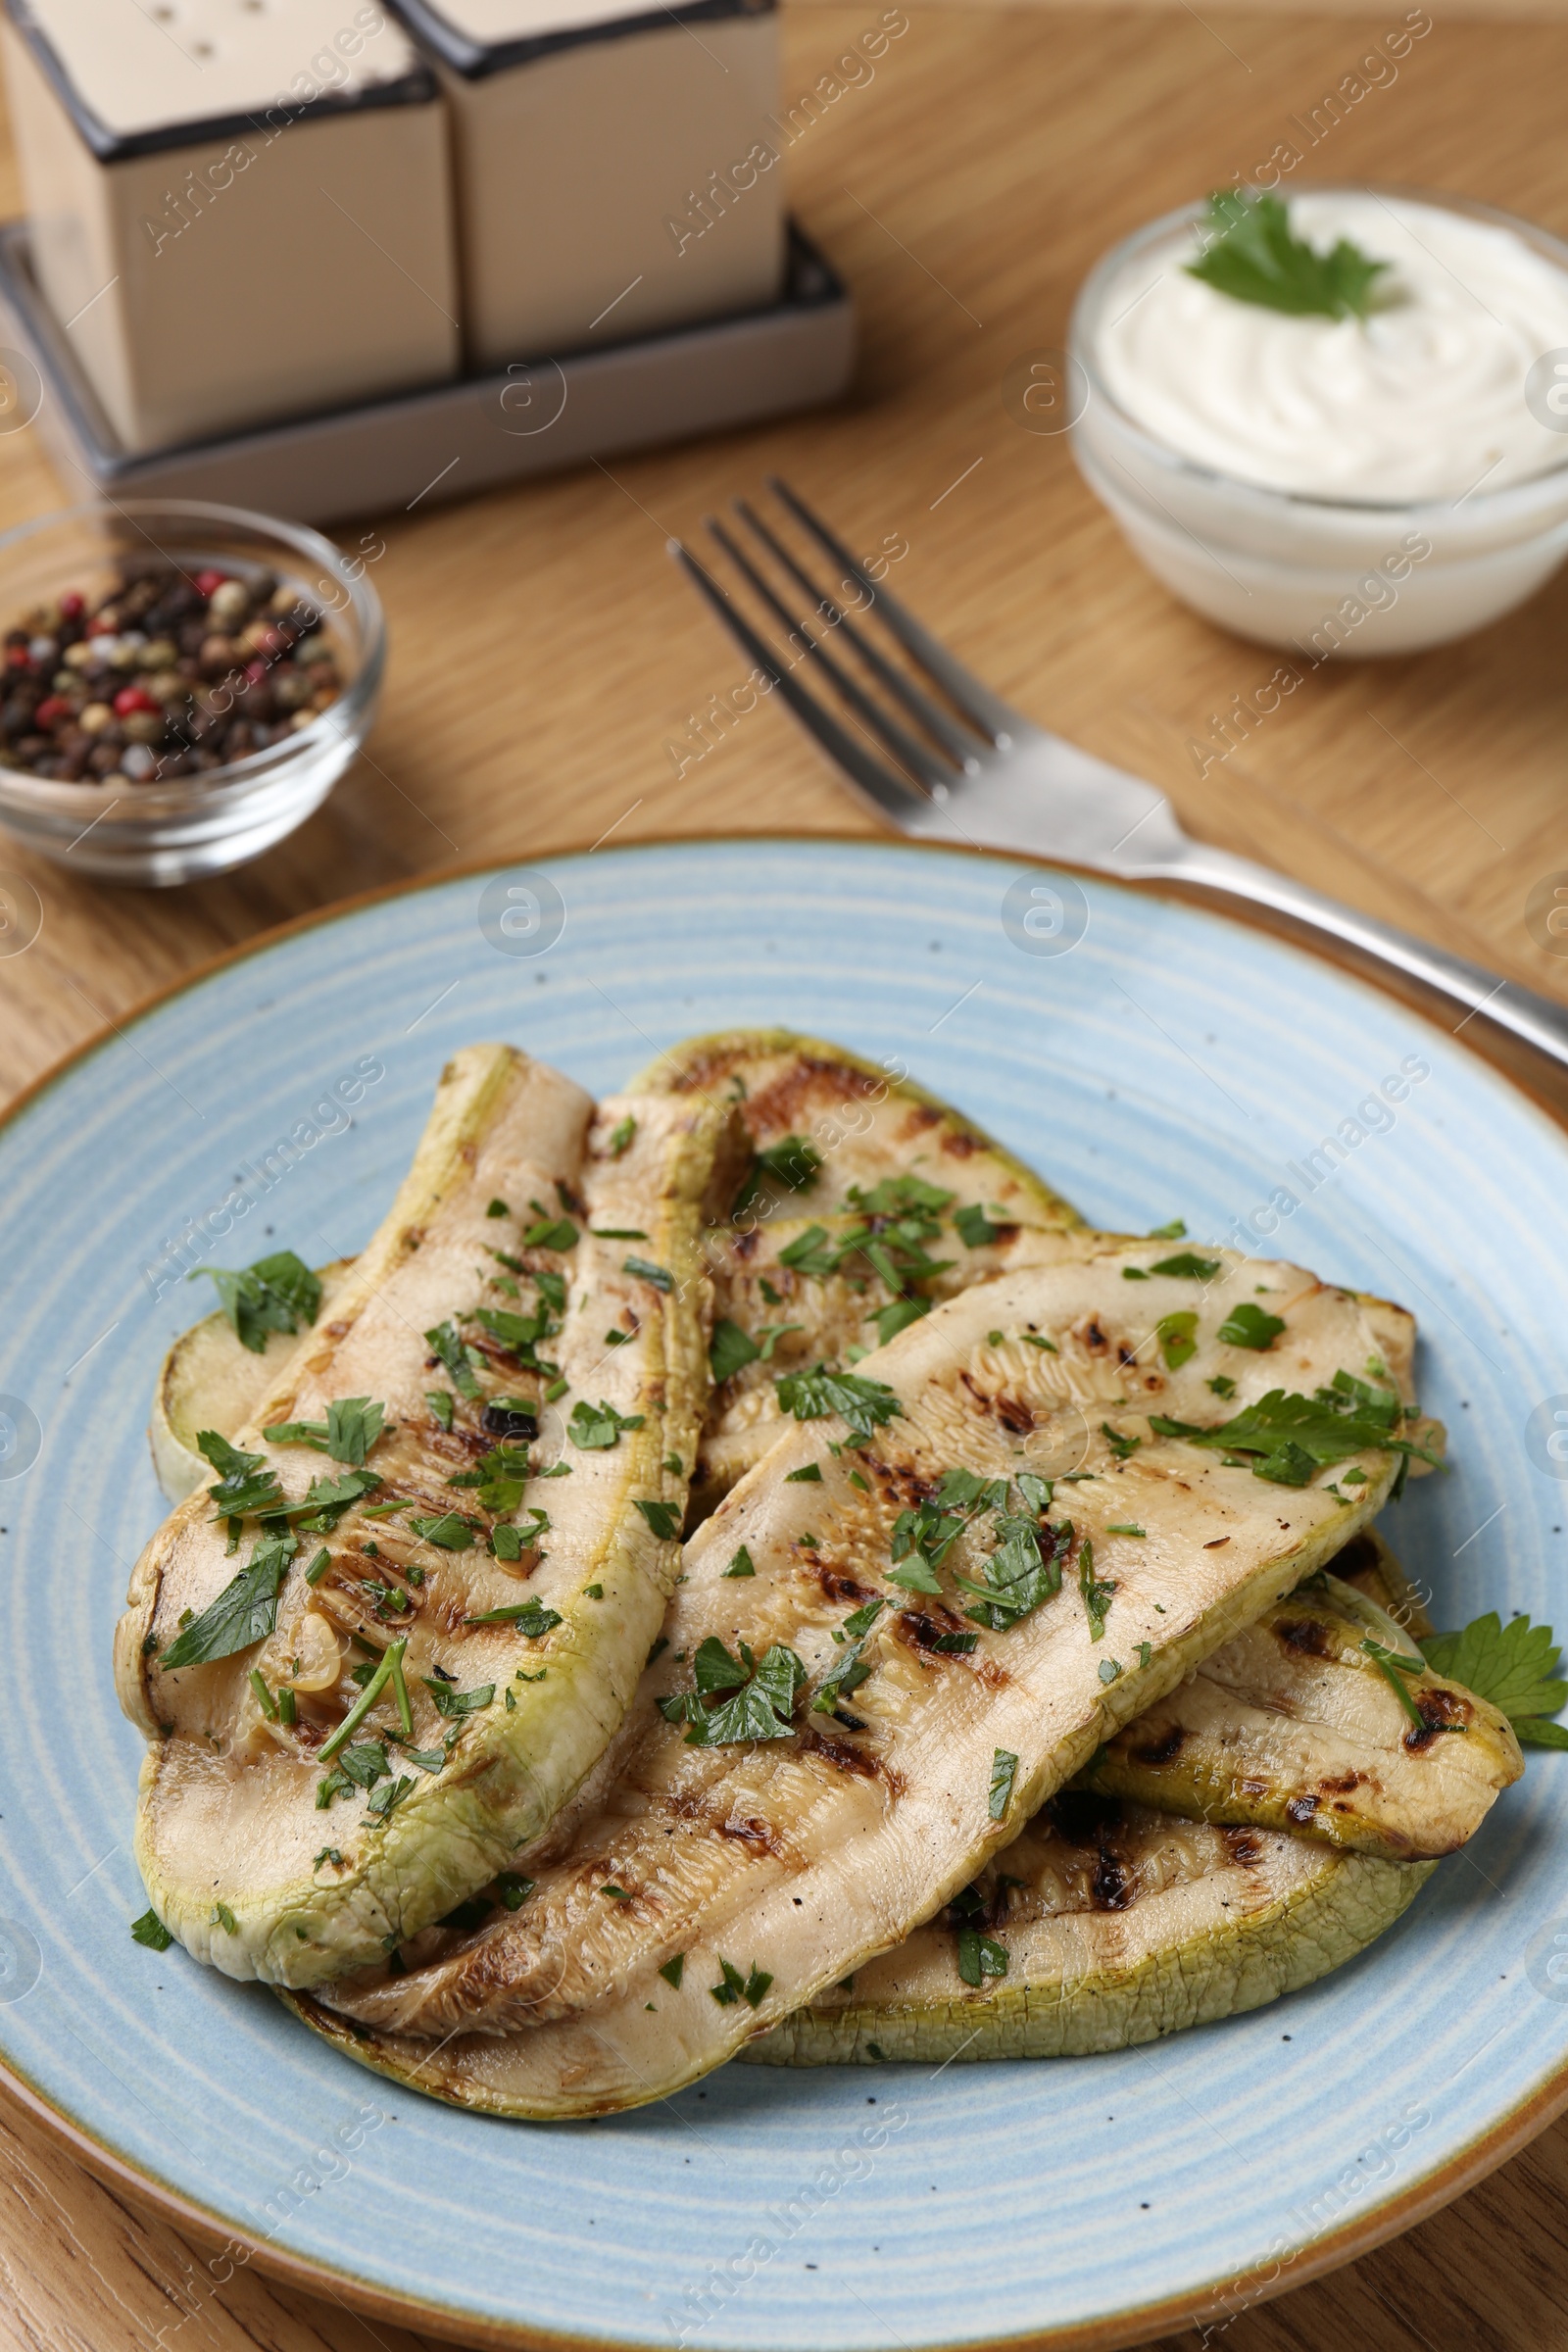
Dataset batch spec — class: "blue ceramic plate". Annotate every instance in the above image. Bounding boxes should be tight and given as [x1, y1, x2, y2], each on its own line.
[3, 838, 1567, 2352]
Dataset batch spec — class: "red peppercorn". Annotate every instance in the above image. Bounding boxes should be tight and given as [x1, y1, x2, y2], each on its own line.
[58, 591, 84, 620]
[243, 660, 270, 686]
[195, 568, 227, 597]
[113, 685, 160, 717]
[33, 695, 69, 727]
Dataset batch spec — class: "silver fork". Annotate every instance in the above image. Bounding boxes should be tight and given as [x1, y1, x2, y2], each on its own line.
[670, 476, 1568, 1073]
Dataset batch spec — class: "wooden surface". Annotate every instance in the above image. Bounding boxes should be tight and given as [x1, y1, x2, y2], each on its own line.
[2, 3, 1568, 2346]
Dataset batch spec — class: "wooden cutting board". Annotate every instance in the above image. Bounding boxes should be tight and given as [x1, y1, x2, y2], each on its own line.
[0, 4, 1566, 2346]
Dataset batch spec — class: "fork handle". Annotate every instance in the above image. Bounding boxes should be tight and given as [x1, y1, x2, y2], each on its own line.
[1164, 840, 1568, 1072]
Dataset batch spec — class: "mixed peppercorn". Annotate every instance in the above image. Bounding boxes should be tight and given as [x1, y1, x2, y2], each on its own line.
[0, 563, 344, 785]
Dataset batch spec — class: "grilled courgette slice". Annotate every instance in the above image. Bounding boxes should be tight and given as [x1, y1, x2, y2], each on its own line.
[116, 1050, 722, 1986]
[298, 1240, 1434, 2114]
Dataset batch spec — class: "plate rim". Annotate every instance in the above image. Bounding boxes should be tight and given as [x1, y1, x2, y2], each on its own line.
[6, 827, 1568, 2352]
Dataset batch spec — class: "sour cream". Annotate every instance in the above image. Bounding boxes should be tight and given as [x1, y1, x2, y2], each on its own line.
[1092, 191, 1568, 504]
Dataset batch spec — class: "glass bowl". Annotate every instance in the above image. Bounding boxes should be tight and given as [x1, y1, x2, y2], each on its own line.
[0, 499, 384, 883]
[1067, 188, 1568, 655]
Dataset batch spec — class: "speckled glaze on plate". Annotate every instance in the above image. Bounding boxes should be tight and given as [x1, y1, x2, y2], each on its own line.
[2, 837, 1566, 2352]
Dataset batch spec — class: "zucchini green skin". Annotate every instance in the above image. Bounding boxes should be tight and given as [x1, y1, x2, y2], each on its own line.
[119, 1053, 722, 1987]
[744, 1832, 1436, 2066]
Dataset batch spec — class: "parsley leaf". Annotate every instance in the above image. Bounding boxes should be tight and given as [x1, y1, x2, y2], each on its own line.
[710, 1956, 772, 2008]
[466, 1597, 562, 1635]
[775, 1363, 902, 1439]
[710, 1317, 760, 1384]
[1218, 1301, 1285, 1350]
[1078, 1537, 1115, 1640]
[522, 1215, 578, 1251]
[569, 1397, 647, 1449]
[812, 1597, 886, 1713]
[192, 1250, 321, 1354]
[1188, 188, 1389, 322]
[723, 1545, 756, 1578]
[660, 1637, 805, 1745]
[733, 1135, 823, 1216]
[1150, 1251, 1221, 1280]
[989, 1748, 1018, 1820]
[422, 1678, 496, 1720]
[426, 1319, 481, 1399]
[161, 1526, 297, 1667]
[1156, 1310, 1198, 1371]
[130, 1909, 172, 1950]
[408, 1511, 477, 1550]
[1149, 1380, 1439, 1485]
[607, 1115, 636, 1157]
[196, 1429, 283, 1519]
[623, 1254, 673, 1293]
[954, 1202, 1007, 1249]
[635, 1497, 683, 1542]
[1421, 1612, 1568, 1745]
[954, 1513, 1070, 1631]
[956, 1922, 1008, 1985]
[263, 1395, 387, 1466]
[851, 1175, 955, 1217]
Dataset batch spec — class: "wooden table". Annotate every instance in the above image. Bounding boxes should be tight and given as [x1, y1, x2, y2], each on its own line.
[3, 3, 1568, 2343]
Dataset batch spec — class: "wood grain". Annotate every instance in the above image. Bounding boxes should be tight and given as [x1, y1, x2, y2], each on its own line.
[1, 3, 1566, 2345]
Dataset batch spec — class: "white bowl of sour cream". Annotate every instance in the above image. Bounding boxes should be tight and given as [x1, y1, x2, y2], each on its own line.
[1068, 187, 1568, 655]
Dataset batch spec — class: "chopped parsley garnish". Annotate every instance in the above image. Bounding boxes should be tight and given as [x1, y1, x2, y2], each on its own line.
[426, 1319, 481, 1398]
[1217, 1301, 1285, 1351]
[314, 1847, 346, 1870]
[954, 1202, 1007, 1249]
[954, 1501, 1069, 1632]
[523, 1214, 578, 1251]
[424, 1390, 455, 1430]
[812, 1597, 887, 1712]
[1207, 1374, 1236, 1399]
[1188, 188, 1389, 322]
[1106, 1522, 1146, 1538]
[197, 1430, 284, 1520]
[659, 1953, 686, 1988]
[775, 1364, 902, 1439]
[950, 1886, 1008, 1984]
[733, 1135, 823, 1216]
[1150, 1251, 1221, 1281]
[1155, 1310, 1198, 1371]
[497, 1872, 535, 1908]
[1421, 1611, 1568, 1747]
[710, 1956, 772, 2008]
[1149, 1375, 1439, 1486]
[989, 1748, 1018, 1820]
[130, 1908, 172, 1950]
[710, 1317, 760, 1384]
[563, 1396, 645, 1453]
[161, 1526, 297, 1667]
[622, 1254, 673, 1293]
[635, 1497, 683, 1541]
[408, 1510, 477, 1550]
[723, 1545, 756, 1579]
[659, 1636, 805, 1745]
[601, 1884, 632, 1900]
[1148, 1218, 1187, 1240]
[872, 1296, 930, 1346]
[422, 1677, 496, 1720]
[1099, 1657, 1122, 1685]
[487, 1199, 510, 1218]
[853, 1174, 955, 1217]
[192, 1250, 321, 1354]
[211, 1903, 238, 1936]
[607, 1115, 637, 1157]
[1020, 1332, 1057, 1352]
[1101, 1422, 1140, 1461]
[466, 1597, 562, 1635]
[592, 1228, 647, 1241]
[786, 1463, 822, 1484]
[264, 1395, 387, 1467]
[1079, 1538, 1115, 1640]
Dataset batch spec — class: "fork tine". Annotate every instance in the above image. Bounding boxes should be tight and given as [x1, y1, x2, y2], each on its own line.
[703, 516, 958, 795]
[665, 539, 930, 827]
[767, 475, 1024, 744]
[731, 498, 987, 771]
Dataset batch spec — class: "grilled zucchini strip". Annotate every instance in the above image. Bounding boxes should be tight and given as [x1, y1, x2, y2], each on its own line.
[743, 1800, 1435, 2066]
[150, 1259, 358, 1504]
[630, 1026, 1083, 1229]
[302, 1242, 1429, 2115]
[117, 1054, 720, 1986]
